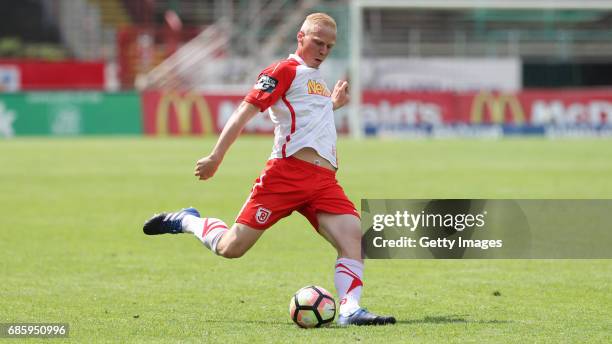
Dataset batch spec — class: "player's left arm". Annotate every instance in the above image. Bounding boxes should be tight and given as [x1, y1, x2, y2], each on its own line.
[331, 80, 349, 110]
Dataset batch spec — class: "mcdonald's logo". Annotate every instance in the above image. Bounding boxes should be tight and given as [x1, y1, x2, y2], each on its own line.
[470, 91, 525, 125]
[156, 91, 214, 135]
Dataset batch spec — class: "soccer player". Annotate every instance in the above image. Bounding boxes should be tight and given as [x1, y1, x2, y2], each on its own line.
[144, 13, 395, 326]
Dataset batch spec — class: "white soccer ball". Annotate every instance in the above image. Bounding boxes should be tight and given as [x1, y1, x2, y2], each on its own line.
[289, 285, 336, 328]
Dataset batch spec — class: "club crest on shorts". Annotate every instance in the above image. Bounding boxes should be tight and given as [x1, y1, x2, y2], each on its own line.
[255, 207, 272, 224]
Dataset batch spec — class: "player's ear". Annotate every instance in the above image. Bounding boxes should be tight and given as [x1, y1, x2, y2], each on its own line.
[297, 30, 305, 44]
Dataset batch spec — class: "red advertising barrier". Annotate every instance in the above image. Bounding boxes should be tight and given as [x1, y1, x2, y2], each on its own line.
[141, 90, 274, 135]
[141, 89, 612, 137]
[456, 89, 612, 126]
[362, 90, 458, 126]
[363, 89, 612, 130]
[0, 60, 105, 90]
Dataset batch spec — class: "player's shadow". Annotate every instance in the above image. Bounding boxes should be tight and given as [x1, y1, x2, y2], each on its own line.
[203, 319, 293, 326]
[203, 315, 511, 327]
[203, 319, 352, 330]
[398, 315, 511, 325]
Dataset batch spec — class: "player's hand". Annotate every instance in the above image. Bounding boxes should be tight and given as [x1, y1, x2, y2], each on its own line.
[194, 155, 221, 181]
[332, 80, 349, 110]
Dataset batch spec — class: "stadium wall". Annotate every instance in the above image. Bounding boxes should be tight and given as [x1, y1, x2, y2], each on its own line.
[1, 89, 611, 138]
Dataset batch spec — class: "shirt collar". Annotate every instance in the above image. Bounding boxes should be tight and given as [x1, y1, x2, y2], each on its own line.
[288, 54, 306, 65]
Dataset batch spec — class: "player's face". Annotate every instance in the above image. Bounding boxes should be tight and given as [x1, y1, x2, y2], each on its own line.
[297, 24, 336, 68]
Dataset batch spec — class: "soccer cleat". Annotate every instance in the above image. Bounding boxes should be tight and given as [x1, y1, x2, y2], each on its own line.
[337, 308, 396, 326]
[143, 207, 200, 235]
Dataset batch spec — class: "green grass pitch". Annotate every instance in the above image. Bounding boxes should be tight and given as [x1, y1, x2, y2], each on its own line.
[1, 137, 611, 343]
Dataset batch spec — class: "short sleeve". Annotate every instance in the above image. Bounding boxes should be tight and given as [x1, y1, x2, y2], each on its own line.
[244, 61, 297, 112]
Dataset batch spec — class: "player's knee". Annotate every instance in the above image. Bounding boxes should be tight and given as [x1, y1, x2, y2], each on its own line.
[220, 251, 243, 259]
[217, 243, 247, 259]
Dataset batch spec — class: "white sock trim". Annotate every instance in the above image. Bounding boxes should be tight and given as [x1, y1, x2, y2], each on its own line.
[196, 218, 229, 255]
[335, 257, 364, 316]
[203, 227, 226, 254]
[181, 214, 201, 234]
[336, 257, 364, 270]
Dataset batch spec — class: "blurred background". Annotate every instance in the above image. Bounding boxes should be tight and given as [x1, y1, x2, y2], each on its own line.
[1, 0, 611, 138]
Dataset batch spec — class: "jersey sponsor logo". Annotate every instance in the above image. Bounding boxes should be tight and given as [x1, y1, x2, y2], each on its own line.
[307, 80, 331, 97]
[255, 207, 272, 224]
[254, 74, 278, 93]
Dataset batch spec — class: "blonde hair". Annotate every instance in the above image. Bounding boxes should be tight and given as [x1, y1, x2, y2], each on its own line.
[300, 13, 337, 34]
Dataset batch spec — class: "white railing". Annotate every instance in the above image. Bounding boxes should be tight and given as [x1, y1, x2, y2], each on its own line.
[57, 0, 103, 60]
[141, 19, 233, 90]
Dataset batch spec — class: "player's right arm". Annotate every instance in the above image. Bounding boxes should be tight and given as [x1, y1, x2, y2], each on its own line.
[194, 101, 259, 180]
[194, 60, 295, 181]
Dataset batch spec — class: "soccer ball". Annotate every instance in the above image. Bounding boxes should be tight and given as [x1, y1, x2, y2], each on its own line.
[289, 285, 336, 328]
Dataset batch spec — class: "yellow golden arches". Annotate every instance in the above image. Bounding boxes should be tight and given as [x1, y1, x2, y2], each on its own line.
[156, 91, 214, 135]
[470, 91, 525, 125]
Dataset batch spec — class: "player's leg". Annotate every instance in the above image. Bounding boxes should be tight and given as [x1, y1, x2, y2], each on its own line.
[304, 177, 365, 319]
[143, 209, 263, 258]
[144, 159, 298, 258]
[316, 212, 362, 261]
[317, 212, 396, 326]
[183, 214, 264, 258]
[214, 223, 263, 258]
[316, 212, 364, 315]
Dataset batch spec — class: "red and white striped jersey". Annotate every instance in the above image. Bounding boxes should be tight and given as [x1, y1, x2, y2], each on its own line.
[244, 54, 338, 168]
